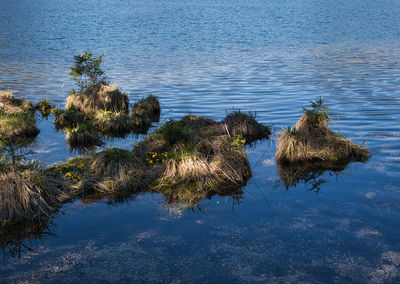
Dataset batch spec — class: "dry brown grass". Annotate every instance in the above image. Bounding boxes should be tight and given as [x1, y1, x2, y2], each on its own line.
[131, 94, 160, 123]
[0, 164, 67, 224]
[48, 149, 157, 201]
[223, 110, 271, 143]
[93, 110, 132, 135]
[130, 113, 268, 203]
[66, 84, 129, 114]
[0, 91, 34, 114]
[276, 114, 369, 165]
[153, 136, 251, 203]
[0, 92, 39, 141]
[88, 148, 158, 196]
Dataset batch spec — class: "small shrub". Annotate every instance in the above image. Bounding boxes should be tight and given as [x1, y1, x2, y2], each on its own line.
[231, 134, 246, 149]
[69, 50, 108, 93]
[302, 97, 330, 123]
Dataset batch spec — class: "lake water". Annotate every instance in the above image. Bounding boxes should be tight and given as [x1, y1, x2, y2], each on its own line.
[1, 0, 400, 282]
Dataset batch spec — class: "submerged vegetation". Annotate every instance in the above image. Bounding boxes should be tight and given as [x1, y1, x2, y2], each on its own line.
[276, 97, 369, 187]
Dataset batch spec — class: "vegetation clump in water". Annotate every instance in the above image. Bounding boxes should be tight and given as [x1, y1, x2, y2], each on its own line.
[131, 94, 161, 131]
[223, 110, 271, 143]
[54, 51, 161, 149]
[50, 112, 270, 204]
[0, 155, 67, 225]
[140, 112, 270, 203]
[66, 84, 129, 115]
[0, 91, 39, 142]
[276, 97, 369, 186]
[35, 99, 53, 117]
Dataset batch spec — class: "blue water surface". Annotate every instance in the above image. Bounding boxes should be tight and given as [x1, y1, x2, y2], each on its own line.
[0, 0, 400, 282]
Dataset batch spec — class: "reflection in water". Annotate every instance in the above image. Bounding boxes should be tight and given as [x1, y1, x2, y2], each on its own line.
[1, 186, 246, 260]
[0, 220, 55, 260]
[277, 161, 347, 192]
[162, 188, 245, 216]
[66, 132, 103, 155]
[1, 0, 400, 280]
[0, 137, 37, 163]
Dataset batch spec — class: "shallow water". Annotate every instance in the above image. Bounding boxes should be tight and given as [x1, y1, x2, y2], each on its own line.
[1, 0, 400, 282]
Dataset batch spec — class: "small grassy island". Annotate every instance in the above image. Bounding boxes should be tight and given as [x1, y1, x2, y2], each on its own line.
[0, 91, 39, 142]
[276, 97, 369, 187]
[53, 51, 161, 151]
[0, 109, 270, 225]
[0, 51, 272, 226]
[48, 111, 271, 204]
[0, 51, 369, 233]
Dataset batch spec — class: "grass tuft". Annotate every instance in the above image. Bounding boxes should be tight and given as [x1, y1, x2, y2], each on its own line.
[276, 97, 369, 187]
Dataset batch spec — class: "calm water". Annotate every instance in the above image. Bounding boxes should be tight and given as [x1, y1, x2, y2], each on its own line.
[1, 0, 400, 282]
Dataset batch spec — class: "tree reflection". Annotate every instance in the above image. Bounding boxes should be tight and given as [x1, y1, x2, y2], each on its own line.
[0, 220, 55, 260]
[277, 161, 346, 193]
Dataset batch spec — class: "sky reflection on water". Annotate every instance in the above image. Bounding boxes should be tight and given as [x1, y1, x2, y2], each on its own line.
[0, 0, 400, 282]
